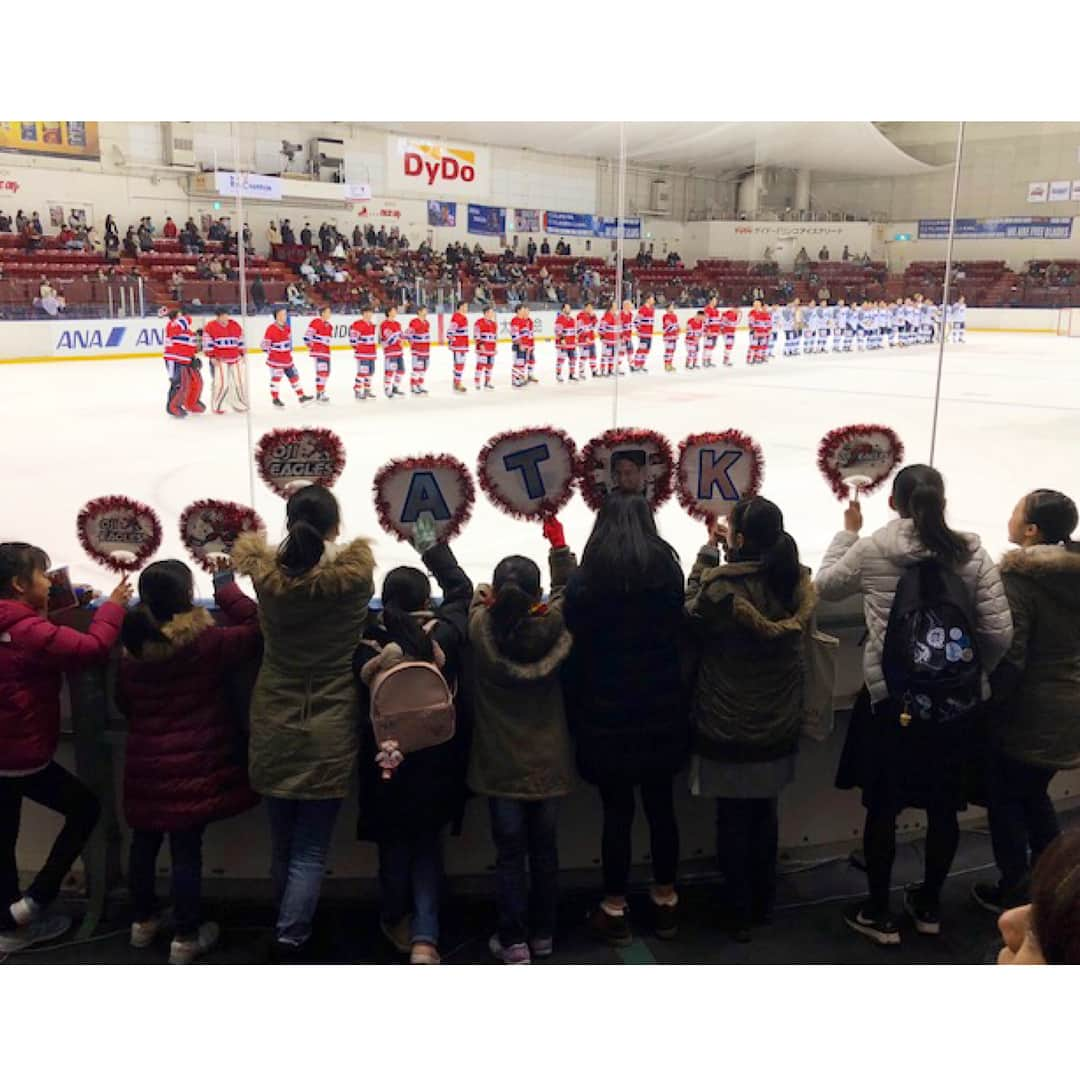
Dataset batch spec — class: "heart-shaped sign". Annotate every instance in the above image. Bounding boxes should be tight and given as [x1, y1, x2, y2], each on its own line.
[255, 427, 346, 498]
[676, 430, 765, 522]
[579, 428, 674, 512]
[77, 495, 162, 573]
[179, 500, 265, 572]
[817, 424, 905, 501]
[373, 454, 476, 544]
[477, 427, 578, 521]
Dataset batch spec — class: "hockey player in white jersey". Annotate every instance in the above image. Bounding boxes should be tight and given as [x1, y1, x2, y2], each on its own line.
[779, 302, 796, 356]
[767, 304, 780, 359]
[802, 300, 818, 355]
[949, 296, 967, 343]
[819, 301, 834, 354]
[832, 300, 847, 352]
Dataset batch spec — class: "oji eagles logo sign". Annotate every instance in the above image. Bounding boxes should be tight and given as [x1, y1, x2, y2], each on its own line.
[255, 428, 346, 498]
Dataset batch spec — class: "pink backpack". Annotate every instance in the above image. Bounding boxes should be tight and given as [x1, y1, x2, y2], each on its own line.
[360, 620, 456, 754]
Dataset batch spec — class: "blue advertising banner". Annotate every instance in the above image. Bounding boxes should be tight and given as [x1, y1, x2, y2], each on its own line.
[594, 216, 643, 240]
[918, 217, 1073, 240]
[467, 203, 506, 235]
[543, 211, 597, 237]
[427, 200, 457, 227]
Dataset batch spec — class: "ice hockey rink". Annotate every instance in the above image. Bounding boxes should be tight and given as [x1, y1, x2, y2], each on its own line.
[4, 327, 1078, 594]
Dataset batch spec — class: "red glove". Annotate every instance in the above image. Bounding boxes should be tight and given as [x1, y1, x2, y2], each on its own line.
[542, 515, 566, 549]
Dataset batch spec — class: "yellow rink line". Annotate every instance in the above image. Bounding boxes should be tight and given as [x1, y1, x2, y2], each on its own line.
[0, 325, 1058, 365]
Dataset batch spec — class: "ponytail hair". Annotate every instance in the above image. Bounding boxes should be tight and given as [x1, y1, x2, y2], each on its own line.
[1024, 489, 1079, 549]
[490, 556, 542, 654]
[277, 485, 340, 578]
[892, 465, 972, 566]
[729, 497, 801, 608]
[381, 566, 434, 662]
[122, 560, 194, 657]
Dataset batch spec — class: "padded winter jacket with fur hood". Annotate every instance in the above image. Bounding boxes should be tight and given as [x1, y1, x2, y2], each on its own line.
[816, 518, 1012, 704]
[990, 543, 1080, 771]
[466, 546, 577, 800]
[232, 532, 375, 800]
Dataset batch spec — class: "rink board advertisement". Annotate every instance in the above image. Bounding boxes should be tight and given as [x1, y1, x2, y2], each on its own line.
[917, 217, 1073, 240]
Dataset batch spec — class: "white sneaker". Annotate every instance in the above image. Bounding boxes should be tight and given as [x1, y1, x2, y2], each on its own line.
[130, 915, 163, 949]
[0, 913, 72, 954]
[168, 921, 220, 964]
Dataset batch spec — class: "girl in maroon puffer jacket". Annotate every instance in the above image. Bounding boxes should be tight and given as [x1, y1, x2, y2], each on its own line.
[0, 542, 132, 956]
[118, 558, 261, 964]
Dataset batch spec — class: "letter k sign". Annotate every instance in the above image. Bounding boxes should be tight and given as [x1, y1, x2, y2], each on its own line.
[697, 449, 742, 501]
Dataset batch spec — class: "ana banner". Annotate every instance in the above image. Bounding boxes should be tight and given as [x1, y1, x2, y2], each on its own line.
[477, 427, 578, 520]
[373, 455, 476, 544]
[0, 121, 100, 161]
[676, 431, 764, 522]
[427, 200, 457, 227]
[179, 500, 265, 572]
[579, 428, 675, 512]
[467, 203, 506, 236]
[817, 424, 905, 501]
[255, 428, 347, 498]
[387, 135, 491, 198]
[513, 209, 542, 233]
[917, 217, 1073, 240]
[77, 495, 162, 573]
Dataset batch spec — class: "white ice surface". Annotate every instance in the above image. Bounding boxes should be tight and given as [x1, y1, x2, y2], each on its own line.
[5, 330, 1079, 597]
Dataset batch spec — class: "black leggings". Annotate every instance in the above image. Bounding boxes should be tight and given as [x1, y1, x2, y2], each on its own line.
[596, 775, 679, 896]
[715, 797, 779, 924]
[864, 803, 959, 912]
[0, 761, 101, 930]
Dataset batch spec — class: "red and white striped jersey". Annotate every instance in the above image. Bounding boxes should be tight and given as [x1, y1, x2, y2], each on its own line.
[635, 304, 655, 336]
[720, 309, 739, 335]
[260, 322, 294, 368]
[448, 311, 470, 351]
[599, 311, 619, 345]
[685, 316, 704, 344]
[619, 309, 634, 341]
[475, 317, 498, 358]
[662, 312, 680, 340]
[303, 317, 333, 359]
[748, 308, 772, 335]
[164, 315, 198, 364]
[349, 318, 377, 360]
[555, 313, 577, 349]
[704, 304, 721, 335]
[202, 318, 244, 362]
[576, 310, 597, 343]
[407, 317, 431, 355]
[510, 315, 534, 349]
[380, 319, 404, 357]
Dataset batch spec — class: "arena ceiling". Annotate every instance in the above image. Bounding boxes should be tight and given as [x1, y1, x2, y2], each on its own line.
[370, 122, 943, 178]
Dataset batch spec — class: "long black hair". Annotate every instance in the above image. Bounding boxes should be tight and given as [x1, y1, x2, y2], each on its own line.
[580, 491, 680, 592]
[277, 485, 340, 578]
[1024, 489, 1079, 549]
[122, 560, 194, 656]
[490, 555, 542, 653]
[1031, 829, 1080, 965]
[380, 566, 434, 662]
[892, 464, 972, 566]
[729, 496, 802, 609]
[0, 542, 49, 599]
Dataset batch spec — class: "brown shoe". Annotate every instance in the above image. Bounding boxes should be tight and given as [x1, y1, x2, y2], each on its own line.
[588, 906, 632, 948]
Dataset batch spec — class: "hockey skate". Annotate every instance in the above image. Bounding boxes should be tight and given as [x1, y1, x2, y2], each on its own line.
[454, 384, 468, 393]
[298, 394, 314, 405]
[317, 393, 331, 405]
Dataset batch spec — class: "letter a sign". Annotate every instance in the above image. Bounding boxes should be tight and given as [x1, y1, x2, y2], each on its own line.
[676, 431, 765, 521]
[373, 454, 476, 543]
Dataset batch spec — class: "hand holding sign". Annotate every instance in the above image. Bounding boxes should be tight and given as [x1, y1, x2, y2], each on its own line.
[255, 427, 346, 498]
[817, 424, 905, 501]
[373, 454, 476, 544]
[676, 430, 764, 523]
[179, 499, 265, 572]
[477, 427, 577, 520]
[77, 495, 162, 573]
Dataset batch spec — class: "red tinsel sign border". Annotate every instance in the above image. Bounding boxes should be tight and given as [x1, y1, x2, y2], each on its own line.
[255, 427, 346, 499]
[676, 430, 765, 522]
[817, 424, 905, 501]
[578, 428, 675, 512]
[76, 495, 163, 573]
[372, 454, 476, 543]
[178, 500, 266, 573]
[476, 426, 579, 521]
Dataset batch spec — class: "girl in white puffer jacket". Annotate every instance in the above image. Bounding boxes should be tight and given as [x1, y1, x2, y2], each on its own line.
[816, 464, 1012, 947]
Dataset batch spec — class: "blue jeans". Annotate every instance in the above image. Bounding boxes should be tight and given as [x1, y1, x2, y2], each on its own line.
[265, 796, 342, 947]
[377, 830, 443, 947]
[489, 797, 560, 948]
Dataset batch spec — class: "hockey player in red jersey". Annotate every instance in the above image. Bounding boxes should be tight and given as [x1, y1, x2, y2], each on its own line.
[633, 293, 655, 371]
[702, 294, 722, 367]
[661, 302, 679, 372]
[720, 305, 739, 366]
[448, 300, 470, 393]
[406, 305, 431, 395]
[202, 308, 247, 414]
[619, 300, 635, 374]
[747, 299, 772, 365]
[380, 305, 405, 399]
[509, 303, 532, 388]
[474, 306, 498, 390]
[685, 310, 705, 370]
[599, 301, 619, 377]
[348, 303, 378, 401]
[163, 307, 205, 418]
[260, 308, 312, 408]
[303, 303, 334, 403]
[554, 302, 578, 383]
[576, 301, 598, 379]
